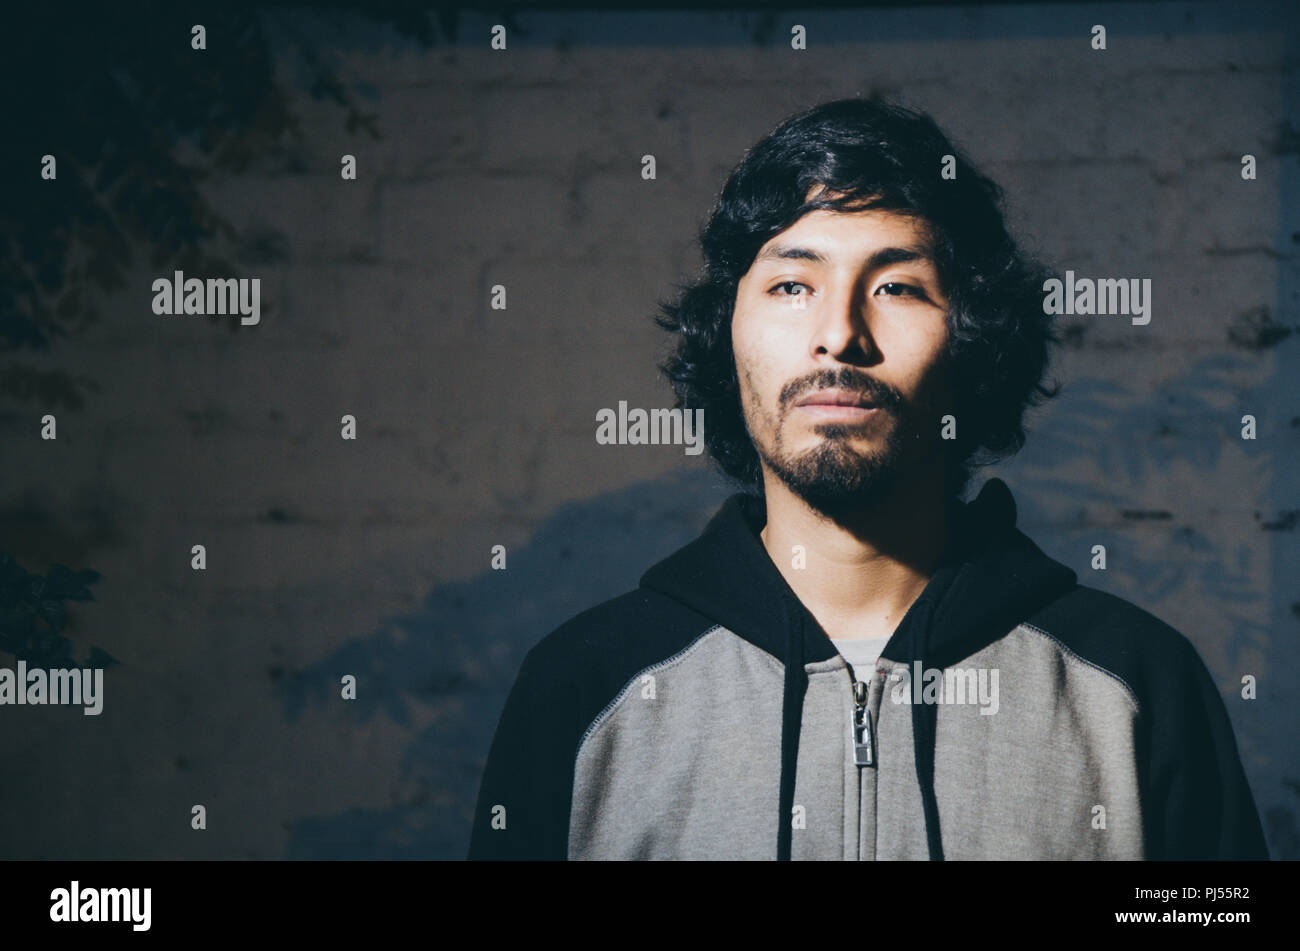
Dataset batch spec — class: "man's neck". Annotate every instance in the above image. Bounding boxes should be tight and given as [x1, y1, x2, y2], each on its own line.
[758, 470, 953, 642]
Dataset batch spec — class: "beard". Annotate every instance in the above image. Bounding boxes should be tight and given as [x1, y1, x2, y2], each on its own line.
[754, 406, 916, 519]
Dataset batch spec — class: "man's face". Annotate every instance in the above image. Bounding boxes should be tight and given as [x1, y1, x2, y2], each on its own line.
[731, 200, 953, 514]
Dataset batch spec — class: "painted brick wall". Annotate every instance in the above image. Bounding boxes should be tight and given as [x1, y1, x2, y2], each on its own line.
[1, 3, 1295, 859]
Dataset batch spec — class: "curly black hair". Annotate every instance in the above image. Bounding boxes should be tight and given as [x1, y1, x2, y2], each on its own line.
[654, 97, 1063, 503]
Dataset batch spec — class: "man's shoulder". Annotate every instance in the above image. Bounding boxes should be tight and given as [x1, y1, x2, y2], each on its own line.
[520, 585, 719, 688]
[1022, 581, 1220, 709]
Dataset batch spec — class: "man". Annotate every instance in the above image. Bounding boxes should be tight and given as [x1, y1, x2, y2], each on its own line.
[467, 98, 1268, 860]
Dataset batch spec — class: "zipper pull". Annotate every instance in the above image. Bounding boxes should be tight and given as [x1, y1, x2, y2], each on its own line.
[852, 678, 875, 767]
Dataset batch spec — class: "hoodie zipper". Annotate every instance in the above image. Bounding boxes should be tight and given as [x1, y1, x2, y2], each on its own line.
[851, 674, 875, 767]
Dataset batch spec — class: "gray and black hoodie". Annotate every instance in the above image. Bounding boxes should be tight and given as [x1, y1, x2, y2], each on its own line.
[467, 477, 1269, 860]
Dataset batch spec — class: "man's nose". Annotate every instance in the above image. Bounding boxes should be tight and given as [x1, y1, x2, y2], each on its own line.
[808, 283, 876, 362]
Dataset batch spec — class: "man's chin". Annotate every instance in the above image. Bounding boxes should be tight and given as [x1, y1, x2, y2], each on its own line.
[792, 478, 896, 516]
[766, 452, 903, 516]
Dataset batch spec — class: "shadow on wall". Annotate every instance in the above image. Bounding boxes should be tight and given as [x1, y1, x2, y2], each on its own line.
[1012, 352, 1274, 653]
[277, 467, 734, 859]
[275, 350, 1294, 859]
[998, 349, 1293, 858]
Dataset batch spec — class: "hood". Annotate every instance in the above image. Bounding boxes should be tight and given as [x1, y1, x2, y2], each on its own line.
[639, 477, 1079, 860]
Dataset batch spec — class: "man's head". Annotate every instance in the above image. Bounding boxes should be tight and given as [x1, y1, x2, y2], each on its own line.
[656, 98, 1061, 509]
[732, 197, 953, 516]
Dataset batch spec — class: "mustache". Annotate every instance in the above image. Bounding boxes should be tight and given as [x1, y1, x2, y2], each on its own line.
[779, 368, 901, 411]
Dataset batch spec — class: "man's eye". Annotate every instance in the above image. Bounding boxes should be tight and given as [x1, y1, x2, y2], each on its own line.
[877, 282, 922, 298]
[768, 281, 811, 297]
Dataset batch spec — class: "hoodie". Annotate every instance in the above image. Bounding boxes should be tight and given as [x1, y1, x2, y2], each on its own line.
[467, 478, 1269, 860]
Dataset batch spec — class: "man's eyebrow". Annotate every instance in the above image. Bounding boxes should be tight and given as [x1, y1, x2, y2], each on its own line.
[753, 243, 935, 272]
[754, 244, 829, 265]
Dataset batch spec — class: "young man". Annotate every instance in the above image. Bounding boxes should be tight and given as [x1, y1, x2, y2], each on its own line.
[467, 99, 1269, 860]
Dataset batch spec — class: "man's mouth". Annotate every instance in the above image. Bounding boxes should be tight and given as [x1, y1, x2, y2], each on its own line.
[794, 388, 878, 409]
[793, 388, 882, 422]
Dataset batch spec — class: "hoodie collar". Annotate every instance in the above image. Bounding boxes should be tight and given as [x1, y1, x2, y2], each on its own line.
[639, 477, 1079, 668]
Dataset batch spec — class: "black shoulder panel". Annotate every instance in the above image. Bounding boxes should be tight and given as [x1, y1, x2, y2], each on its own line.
[1024, 583, 1268, 859]
[467, 587, 718, 859]
[1022, 582, 1194, 712]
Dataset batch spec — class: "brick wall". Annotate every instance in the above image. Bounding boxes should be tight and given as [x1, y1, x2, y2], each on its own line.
[1, 3, 1295, 859]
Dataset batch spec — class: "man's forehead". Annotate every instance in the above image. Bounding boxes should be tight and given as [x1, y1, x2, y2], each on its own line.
[784, 203, 928, 236]
[753, 209, 937, 266]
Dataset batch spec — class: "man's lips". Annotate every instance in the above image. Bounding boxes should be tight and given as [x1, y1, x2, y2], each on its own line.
[793, 388, 879, 408]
